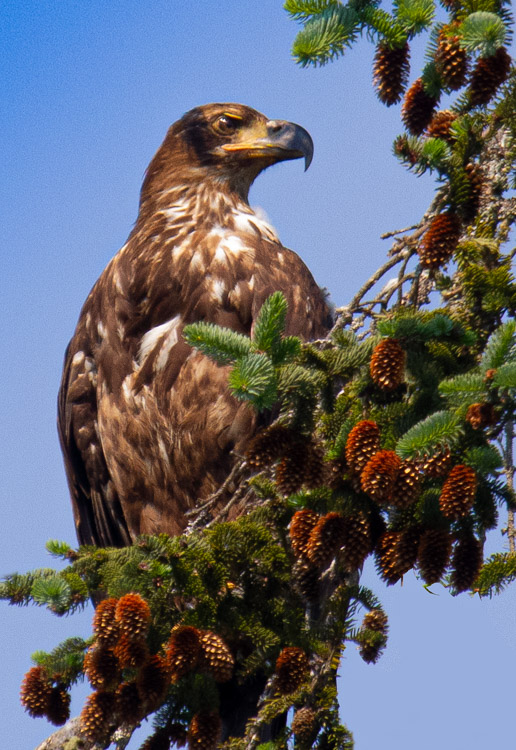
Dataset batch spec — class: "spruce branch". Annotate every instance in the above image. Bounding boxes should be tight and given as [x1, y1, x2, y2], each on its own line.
[460, 11, 508, 57]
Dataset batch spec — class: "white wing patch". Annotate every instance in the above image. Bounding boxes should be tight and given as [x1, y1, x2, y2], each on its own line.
[139, 315, 182, 366]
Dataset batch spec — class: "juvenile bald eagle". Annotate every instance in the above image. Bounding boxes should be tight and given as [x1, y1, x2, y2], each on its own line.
[58, 103, 331, 548]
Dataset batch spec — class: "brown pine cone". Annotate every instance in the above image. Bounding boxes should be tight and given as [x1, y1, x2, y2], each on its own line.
[83, 642, 120, 690]
[373, 41, 410, 105]
[188, 711, 222, 750]
[462, 163, 483, 222]
[115, 593, 151, 640]
[246, 424, 294, 469]
[138, 728, 172, 750]
[395, 525, 422, 576]
[93, 598, 120, 645]
[469, 47, 512, 107]
[275, 438, 310, 496]
[20, 666, 52, 718]
[451, 533, 483, 593]
[375, 531, 402, 585]
[306, 512, 347, 568]
[421, 448, 452, 478]
[417, 528, 452, 584]
[116, 681, 142, 725]
[275, 647, 309, 694]
[427, 109, 457, 140]
[362, 608, 388, 635]
[114, 633, 149, 669]
[439, 465, 477, 520]
[361, 450, 401, 503]
[340, 513, 372, 570]
[402, 78, 438, 135]
[198, 631, 234, 683]
[345, 420, 381, 476]
[137, 655, 170, 710]
[292, 558, 320, 602]
[435, 25, 468, 90]
[80, 691, 116, 743]
[291, 707, 318, 743]
[390, 460, 421, 508]
[418, 212, 462, 269]
[465, 402, 495, 430]
[370, 338, 406, 391]
[289, 508, 320, 558]
[166, 626, 201, 681]
[45, 685, 71, 726]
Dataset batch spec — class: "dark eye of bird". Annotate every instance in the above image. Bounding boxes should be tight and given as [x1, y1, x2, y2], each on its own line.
[213, 115, 241, 135]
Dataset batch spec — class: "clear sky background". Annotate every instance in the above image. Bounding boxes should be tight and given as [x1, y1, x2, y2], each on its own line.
[2, 1, 515, 748]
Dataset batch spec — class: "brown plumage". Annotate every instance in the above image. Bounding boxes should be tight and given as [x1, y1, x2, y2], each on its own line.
[58, 103, 331, 546]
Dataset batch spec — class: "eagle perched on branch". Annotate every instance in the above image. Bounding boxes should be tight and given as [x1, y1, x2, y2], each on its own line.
[58, 103, 331, 548]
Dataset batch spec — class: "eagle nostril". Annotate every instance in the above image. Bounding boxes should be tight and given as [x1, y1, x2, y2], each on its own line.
[267, 121, 283, 134]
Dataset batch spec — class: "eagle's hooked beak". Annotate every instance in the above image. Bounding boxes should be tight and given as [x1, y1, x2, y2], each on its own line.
[221, 120, 314, 171]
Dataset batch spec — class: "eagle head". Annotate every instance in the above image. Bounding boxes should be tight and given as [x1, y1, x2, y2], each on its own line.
[140, 103, 314, 204]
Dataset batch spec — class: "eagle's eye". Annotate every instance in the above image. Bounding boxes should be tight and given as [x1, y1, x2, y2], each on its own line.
[213, 114, 241, 136]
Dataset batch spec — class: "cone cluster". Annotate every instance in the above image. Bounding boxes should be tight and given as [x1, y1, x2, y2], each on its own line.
[370, 338, 406, 391]
[373, 41, 410, 106]
[188, 711, 222, 750]
[418, 212, 462, 269]
[435, 25, 468, 90]
[439, 465, 477, 520]
[275, 647, 309, 694]
[20, 666, 70, 726]
[166, 626, 234, 683]
[79, 593, 178, 741]
[402, 78, 438, 135]
[469, 47, 511, 107]
[417, 528, 452, 584]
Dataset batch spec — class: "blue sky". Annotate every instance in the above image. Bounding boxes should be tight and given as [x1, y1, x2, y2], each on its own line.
[2, 1, 515, 748]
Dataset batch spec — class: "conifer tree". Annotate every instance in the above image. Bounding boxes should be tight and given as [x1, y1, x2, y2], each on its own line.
[3, 1, 516, 748]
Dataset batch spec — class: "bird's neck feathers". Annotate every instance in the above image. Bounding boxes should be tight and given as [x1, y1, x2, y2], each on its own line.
[136, 135, 265, 229]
